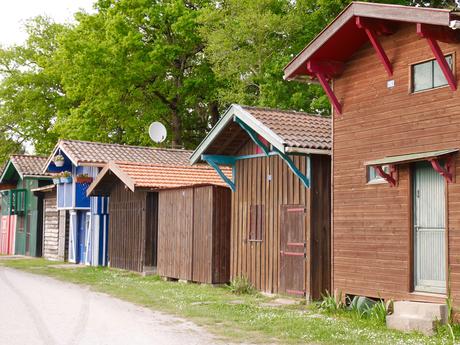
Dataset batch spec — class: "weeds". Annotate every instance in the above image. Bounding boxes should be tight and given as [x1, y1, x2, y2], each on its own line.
[317, 290, 344, 313]
[316, 292, 388, 325]
[228, 276, 255, 295]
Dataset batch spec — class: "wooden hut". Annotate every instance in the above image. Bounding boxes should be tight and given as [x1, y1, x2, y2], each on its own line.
[32, 185, 69, 261]
[158, 185, 231, 284]
[0, 155, 51, 256]
[190, 104, 331, 300]
[284, 0, 460, 327]
[88, 161, 231, 282]
[43, 139, 191, 266]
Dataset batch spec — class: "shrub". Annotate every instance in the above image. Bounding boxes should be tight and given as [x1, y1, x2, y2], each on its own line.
[229, 276, 255, 295]
[368, 300, 389, 323]
[317, 290, 344, 313]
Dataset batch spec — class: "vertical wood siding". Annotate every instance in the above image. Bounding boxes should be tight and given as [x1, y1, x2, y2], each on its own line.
[332, 22, 460, 304]
[157, 185, 231, 284]
[230, 140, 331, 298]
[108, 182, 158, 273]
[42, 193, 59, 260]
[58, 210, 69, 261]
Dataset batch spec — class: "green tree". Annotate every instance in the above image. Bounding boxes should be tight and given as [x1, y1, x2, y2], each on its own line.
[53, 0, 219, 148]
[200, 0, 331, 114]
[0, 17, 67, 155]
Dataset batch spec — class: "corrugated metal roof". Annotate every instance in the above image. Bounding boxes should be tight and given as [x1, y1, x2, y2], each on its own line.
[365, 149, 458, 166]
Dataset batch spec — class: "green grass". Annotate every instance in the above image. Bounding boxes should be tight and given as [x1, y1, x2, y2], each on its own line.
[1, 258, 459, 345]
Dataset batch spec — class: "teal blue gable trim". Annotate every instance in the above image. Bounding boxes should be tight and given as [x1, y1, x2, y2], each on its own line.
[202, 150, 310, 191]
[272, 148, 310, 188]
[234, 117, 270, 156]
[202, 155, 235, 192]
[201, 154, 236, 165]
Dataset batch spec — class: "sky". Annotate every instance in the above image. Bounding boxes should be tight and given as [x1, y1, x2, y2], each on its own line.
[0, 0, 96, 46]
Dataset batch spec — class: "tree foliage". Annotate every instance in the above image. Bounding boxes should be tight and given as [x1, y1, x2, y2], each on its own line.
[0, 0, 454, 164]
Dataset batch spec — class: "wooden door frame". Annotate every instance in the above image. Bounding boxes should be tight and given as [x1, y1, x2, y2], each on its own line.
[408, 164, 414, 292]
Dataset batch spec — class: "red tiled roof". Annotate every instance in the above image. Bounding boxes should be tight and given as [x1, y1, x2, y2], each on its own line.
[10, 155, 50, 177]
[46, 139, 192, 169]
[117, 162, 230, 189]
[88, 161, 231, 195]
[241, 106, 331, 150]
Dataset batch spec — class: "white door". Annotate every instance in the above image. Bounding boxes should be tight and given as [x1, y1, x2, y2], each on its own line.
[413, 161, 446, 294]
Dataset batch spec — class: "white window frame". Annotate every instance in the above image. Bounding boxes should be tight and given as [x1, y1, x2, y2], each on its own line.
[367, 165, 390, 185]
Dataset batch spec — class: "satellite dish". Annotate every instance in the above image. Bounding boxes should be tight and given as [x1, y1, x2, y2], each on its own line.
[149, 122, 167, 143]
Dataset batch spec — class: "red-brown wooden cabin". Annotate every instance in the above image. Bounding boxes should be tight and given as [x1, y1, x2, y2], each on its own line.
[285, 1, 460, 320]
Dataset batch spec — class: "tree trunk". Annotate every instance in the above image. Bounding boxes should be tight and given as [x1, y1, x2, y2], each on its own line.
[171, 109, 182, 148]
[209, 101, 220, 126]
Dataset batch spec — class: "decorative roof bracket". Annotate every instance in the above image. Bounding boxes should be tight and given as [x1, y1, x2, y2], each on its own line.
[202, 154, 236, 192]
[307, 60, 344, 116]
[356, 17, 393, 77]
[429, 155, 455, 183]
[234, 117, 271, 156]
[272, 147, 310, 188]
[375, 165, 398, 187]
[417, 23, 457, 91]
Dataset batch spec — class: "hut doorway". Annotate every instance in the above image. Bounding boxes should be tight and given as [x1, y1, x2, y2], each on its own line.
[413, 161, 446, 294]
[25, 211, 31, 256]
[279, 205, 307, 297]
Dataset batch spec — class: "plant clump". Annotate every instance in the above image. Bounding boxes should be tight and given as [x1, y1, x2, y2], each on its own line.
[228, 276, 256, 295]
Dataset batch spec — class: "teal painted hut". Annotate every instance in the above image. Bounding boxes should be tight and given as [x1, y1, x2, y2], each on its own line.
[0, 155, 51, 256]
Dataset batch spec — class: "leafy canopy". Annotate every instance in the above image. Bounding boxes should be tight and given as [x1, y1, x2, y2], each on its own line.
[0, 0, 454, 165]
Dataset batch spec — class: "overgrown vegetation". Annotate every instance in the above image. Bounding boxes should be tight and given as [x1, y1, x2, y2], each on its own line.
[317, 291, 389, 325]
[228, 276, 256, 295]
[2, 258, 460, 345]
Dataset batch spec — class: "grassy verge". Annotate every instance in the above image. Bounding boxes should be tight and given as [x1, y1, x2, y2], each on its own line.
[1, 258, 458, 345]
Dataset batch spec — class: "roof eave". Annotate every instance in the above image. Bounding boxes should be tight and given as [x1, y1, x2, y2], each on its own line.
[285, 146, 331, 155]
[0, 160, 17, 184]
[87, 161, 136, 196]
[190, 104, 287, 164]
[43, 141, 79, 173]
[284, 1, 454, 80]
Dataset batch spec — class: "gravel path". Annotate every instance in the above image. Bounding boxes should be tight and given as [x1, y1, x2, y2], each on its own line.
[0, 266, 233, 345]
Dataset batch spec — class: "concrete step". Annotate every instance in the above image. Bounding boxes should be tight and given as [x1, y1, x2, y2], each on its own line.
[393, 301, 447, 323]
[386, 314, 437, 336]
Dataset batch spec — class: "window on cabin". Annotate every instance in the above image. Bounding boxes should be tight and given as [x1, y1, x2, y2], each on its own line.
[249, 205, 264, 241]
[367, 165, 389, 184]
[411, 55, 453, 92]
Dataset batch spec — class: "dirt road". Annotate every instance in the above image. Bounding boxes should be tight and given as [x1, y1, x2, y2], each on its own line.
[0, 266, 228, 345]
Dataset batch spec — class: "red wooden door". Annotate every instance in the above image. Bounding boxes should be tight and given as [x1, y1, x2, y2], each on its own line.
[0, 216, 7, 254]
[9, 216, 16, 255]
[279, 205, 307, 297]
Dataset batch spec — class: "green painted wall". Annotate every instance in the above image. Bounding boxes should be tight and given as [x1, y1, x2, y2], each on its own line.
[11, 177, 49, 256]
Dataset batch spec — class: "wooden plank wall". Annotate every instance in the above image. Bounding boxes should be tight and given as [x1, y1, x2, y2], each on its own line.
[145, 192, 158, 268]
[192, 186, 213, 283]
[58, 210, 69, 261]
[42, 192, 59, 261]
[332, 22, 460, 304]
[212, 186, 232, 284]
[108, 182, 149, 273]
[158, 188, 194, 280]
[158, 185, 231, 283]
[230, 140, 332, 297]
[310, 154, 331, 300]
